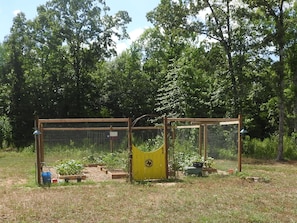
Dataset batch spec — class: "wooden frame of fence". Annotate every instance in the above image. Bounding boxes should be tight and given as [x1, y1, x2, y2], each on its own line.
[35, 118, 132, 185]
[164, 115, 243, 173]
[35, 115, 242, 185]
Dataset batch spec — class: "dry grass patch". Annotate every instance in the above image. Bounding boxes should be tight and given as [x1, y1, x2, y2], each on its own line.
[1, 152, 297, 222]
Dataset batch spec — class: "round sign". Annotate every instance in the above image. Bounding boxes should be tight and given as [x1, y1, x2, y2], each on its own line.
[145, 159, 153, 167]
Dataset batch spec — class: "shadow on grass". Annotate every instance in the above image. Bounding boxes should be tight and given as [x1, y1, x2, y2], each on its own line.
[134, 178, 185, 185]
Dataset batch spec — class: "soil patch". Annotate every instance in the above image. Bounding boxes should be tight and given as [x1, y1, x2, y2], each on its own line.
[83, 166, 126, 182]
[51, 165, 128, 183]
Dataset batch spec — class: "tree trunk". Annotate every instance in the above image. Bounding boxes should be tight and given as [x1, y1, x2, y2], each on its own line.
[277, 89, 285, 161]
[276, 1, 285, 161]
[293, 68, 297, 141]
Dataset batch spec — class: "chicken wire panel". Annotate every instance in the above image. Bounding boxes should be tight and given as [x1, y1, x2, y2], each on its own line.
[132, 128, 164, 152]
[172, 127, 200, 153]
[41, 121, 129, 163]
[44, 129, 128, 151]
[169, 122, 239, 172]
[207, 124, 239, 171]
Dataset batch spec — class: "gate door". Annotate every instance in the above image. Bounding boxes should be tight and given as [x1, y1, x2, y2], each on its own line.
[132, 145, 167, 181]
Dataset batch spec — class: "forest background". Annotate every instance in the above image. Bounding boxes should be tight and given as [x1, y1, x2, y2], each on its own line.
[0, 0, 297, 161]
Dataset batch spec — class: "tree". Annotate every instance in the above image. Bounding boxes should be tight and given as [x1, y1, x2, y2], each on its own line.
[286, 2, 297, 139]
[155, 59, 186, 117]
[33, 0, 131, 117]
[5, 13, 34, 148]
[98, 44, 156, 118]
[146, 1, 195, 117]
[147, 0, 258, 117]
[146, 0, 194, 62]
[243, 0, 294, 160]
[0, 0, 132, 147]
[0, 43, 11, 116]
[25, 15, 69, 118]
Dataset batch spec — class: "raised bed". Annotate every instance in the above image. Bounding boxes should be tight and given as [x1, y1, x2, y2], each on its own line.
[108, 171, 128, 179]
[99, 166, 128, 179]
[59, 174, 87, 182]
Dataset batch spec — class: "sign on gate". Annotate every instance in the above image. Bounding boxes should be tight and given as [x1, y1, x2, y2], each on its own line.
[132, 145, 167, 180]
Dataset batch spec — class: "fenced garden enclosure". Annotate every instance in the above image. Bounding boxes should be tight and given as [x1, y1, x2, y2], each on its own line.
[166, 117, 242, 176]
[34, 116, 242, 185]
[35, 118, 131, 185]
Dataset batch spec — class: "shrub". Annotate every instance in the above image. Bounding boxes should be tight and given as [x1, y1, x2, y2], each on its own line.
[283, 135, 297, 160]
[0, 116, 12, 148]
[243, 134, 297, 160]
[244, 136, 277, 159]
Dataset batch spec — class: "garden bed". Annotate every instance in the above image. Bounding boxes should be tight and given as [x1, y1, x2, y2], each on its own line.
[98, 166, 128, 179]
[58, 174, 87, 182]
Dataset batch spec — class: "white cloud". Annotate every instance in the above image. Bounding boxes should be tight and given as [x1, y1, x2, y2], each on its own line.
[13, 10, 21, 16]
[115, 27, 147, 54]
[116, 42, 129, 54]
[197, 8, 211, 21]
[129, 28, 146, 42]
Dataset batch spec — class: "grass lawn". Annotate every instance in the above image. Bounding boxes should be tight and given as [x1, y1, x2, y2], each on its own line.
[0, 151, 297, 223]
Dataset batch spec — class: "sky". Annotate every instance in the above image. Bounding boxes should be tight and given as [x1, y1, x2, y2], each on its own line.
[0, 0, 160, 52]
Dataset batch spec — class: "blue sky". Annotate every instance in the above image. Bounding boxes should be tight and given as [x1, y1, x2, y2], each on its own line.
[0, 0, 160, 51]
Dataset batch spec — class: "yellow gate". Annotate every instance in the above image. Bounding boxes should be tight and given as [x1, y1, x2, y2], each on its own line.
[132, 145, 167, 181]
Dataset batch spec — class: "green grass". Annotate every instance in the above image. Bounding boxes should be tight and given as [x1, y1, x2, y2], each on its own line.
[1, 151, 297, 222]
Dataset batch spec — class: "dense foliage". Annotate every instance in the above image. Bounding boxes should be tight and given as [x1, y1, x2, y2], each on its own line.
[0, 0, 297, 160]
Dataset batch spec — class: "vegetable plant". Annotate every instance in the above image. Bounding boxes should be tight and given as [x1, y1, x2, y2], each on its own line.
[55, 159, 84, 175]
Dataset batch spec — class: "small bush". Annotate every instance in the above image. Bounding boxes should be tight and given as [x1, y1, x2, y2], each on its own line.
[283, 136, 297, 160]
[244, 136, 277, 159]
[243, 134, 297, 160]
[0, 115, 12, 148]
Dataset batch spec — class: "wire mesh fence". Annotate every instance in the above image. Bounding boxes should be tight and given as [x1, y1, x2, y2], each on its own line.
[38, 119, 130, 169]
[167, 119, 240, 173]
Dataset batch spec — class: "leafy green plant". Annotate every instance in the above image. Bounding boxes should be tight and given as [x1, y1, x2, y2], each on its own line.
[55, 159, 84, 175]
[168, 151, 217, 171]
[244, 136, 277, 159]
[0, 115, 12, 148]
[283, 135, 297, 160]
[138, 134, 164, 152]
[20, 145, 35, 154]
[192, 156, 215, 168]
[101, 151, 128, 170]
[82, 154, 103, 164]
[169, 151, 200, 171]
[204, 157, 215, 168]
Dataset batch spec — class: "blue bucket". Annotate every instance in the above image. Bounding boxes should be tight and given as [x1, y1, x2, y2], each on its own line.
[42, 172, 51, 185]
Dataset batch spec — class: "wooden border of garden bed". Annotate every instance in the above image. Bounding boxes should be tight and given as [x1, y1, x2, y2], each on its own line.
[202, 167, 218, 173]
[99, 166, 128, 179]
[59, 174, 87, 182]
